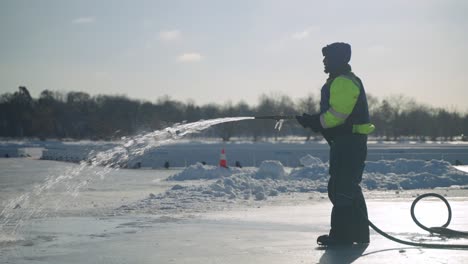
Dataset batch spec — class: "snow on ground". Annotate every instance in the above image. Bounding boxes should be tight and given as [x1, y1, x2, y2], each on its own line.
[167, 155, 468, 190]
[2, 157, 468, 264]
[115, 155, 468, 215]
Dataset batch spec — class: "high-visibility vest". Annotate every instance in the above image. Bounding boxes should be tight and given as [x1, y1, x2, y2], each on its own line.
[319, 72, 375, 135]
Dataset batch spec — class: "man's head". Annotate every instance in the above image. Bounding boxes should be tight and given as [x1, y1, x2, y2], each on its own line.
[322, 42, 351, 74]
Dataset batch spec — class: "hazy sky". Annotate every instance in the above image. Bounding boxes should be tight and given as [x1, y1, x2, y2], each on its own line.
[1, 0, 467, 111]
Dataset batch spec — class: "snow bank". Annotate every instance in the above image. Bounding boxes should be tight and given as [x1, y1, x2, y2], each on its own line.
[290, 154, 329, 180]
[292, 158, 468, 190]
[168, 160, 287, 181]
[299, 154, 324, 167]
[117, 157, 468, 214]
[117, 173, 326, 214]
[160, 160, 321, 206]
[167, 163, 249, 181]
[363, 159, 468, 190]
[168, 157, 468, 191]
[255, 160, 286, 179]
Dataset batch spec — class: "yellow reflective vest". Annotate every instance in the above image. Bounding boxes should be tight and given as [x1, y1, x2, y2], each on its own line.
[319, 73, 375, 135]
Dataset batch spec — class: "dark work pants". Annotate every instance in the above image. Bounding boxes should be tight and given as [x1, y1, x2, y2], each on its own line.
[328, 134, 369, 242]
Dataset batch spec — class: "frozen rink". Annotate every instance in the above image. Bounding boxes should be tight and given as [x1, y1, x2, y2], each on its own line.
[1, 157, 468, 263]
[1, 198, 468, 263]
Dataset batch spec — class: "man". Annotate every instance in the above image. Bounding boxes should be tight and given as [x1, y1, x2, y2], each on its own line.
[296, 42, 375, 246]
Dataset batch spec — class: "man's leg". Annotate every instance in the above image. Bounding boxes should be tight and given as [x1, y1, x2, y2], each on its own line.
[327, 135, 369, 243]
[352, 186, 370, 243]
[327, 137, 354, 243]
[349, 135, 369, 242]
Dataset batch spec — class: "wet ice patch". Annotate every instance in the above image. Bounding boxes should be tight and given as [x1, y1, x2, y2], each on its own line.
[0, 234, 25, 247]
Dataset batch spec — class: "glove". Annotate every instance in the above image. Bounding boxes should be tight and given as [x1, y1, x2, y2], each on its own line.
[296, 113, 323, 132]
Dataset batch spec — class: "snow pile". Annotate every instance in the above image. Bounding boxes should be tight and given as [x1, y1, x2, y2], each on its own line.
[299, 154, 324, 167]
[365, 158, 453, 175]
[207, 174, 275, 200]
[116, 157, 468, 214]
[165, 161, 324, 202]
[255, 160, 286, 179]
[169, 157, 468, 191]
[168, 160, 288, 181]
[290, 154, 329, 180]
[167, 163, 250, 181]
[363, 159, 468, 189]
[116, 174, 326, 214]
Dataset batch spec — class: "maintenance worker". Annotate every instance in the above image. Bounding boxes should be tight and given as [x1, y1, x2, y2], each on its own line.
[296, 42, 375, 246]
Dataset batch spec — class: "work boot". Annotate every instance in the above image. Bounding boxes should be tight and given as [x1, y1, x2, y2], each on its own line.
[316, 235, 352, 246]
[317, 235, 369, 246]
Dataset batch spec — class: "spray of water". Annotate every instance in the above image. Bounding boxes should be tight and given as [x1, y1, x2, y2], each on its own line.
[0, 117, 254, 236]
[274, 119, 285, 131]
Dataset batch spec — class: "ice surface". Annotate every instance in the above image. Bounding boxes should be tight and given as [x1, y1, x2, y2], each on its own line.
[2, 159, 468, 264]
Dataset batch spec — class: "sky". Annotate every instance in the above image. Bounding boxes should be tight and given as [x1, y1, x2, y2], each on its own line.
[1, 0, 467, 111]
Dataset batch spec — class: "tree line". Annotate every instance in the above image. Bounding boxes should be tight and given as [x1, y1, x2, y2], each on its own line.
[1, 86, 467, 141]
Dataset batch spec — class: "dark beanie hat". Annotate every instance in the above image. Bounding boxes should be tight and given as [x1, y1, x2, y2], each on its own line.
[322, 42, 351, 64]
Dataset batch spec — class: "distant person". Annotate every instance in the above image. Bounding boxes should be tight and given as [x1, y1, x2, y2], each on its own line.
[135, 162, 142, 169]
[296, 42, 375, 246]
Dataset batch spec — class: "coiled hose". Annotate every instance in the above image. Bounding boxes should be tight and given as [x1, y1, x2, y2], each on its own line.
[368, 193, 468, 249]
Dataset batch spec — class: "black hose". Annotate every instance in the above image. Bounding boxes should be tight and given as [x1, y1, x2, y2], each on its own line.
[367, 193, 468, 249]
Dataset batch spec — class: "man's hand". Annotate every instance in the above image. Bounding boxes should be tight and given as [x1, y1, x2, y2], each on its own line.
[296, 113, 323, 132]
